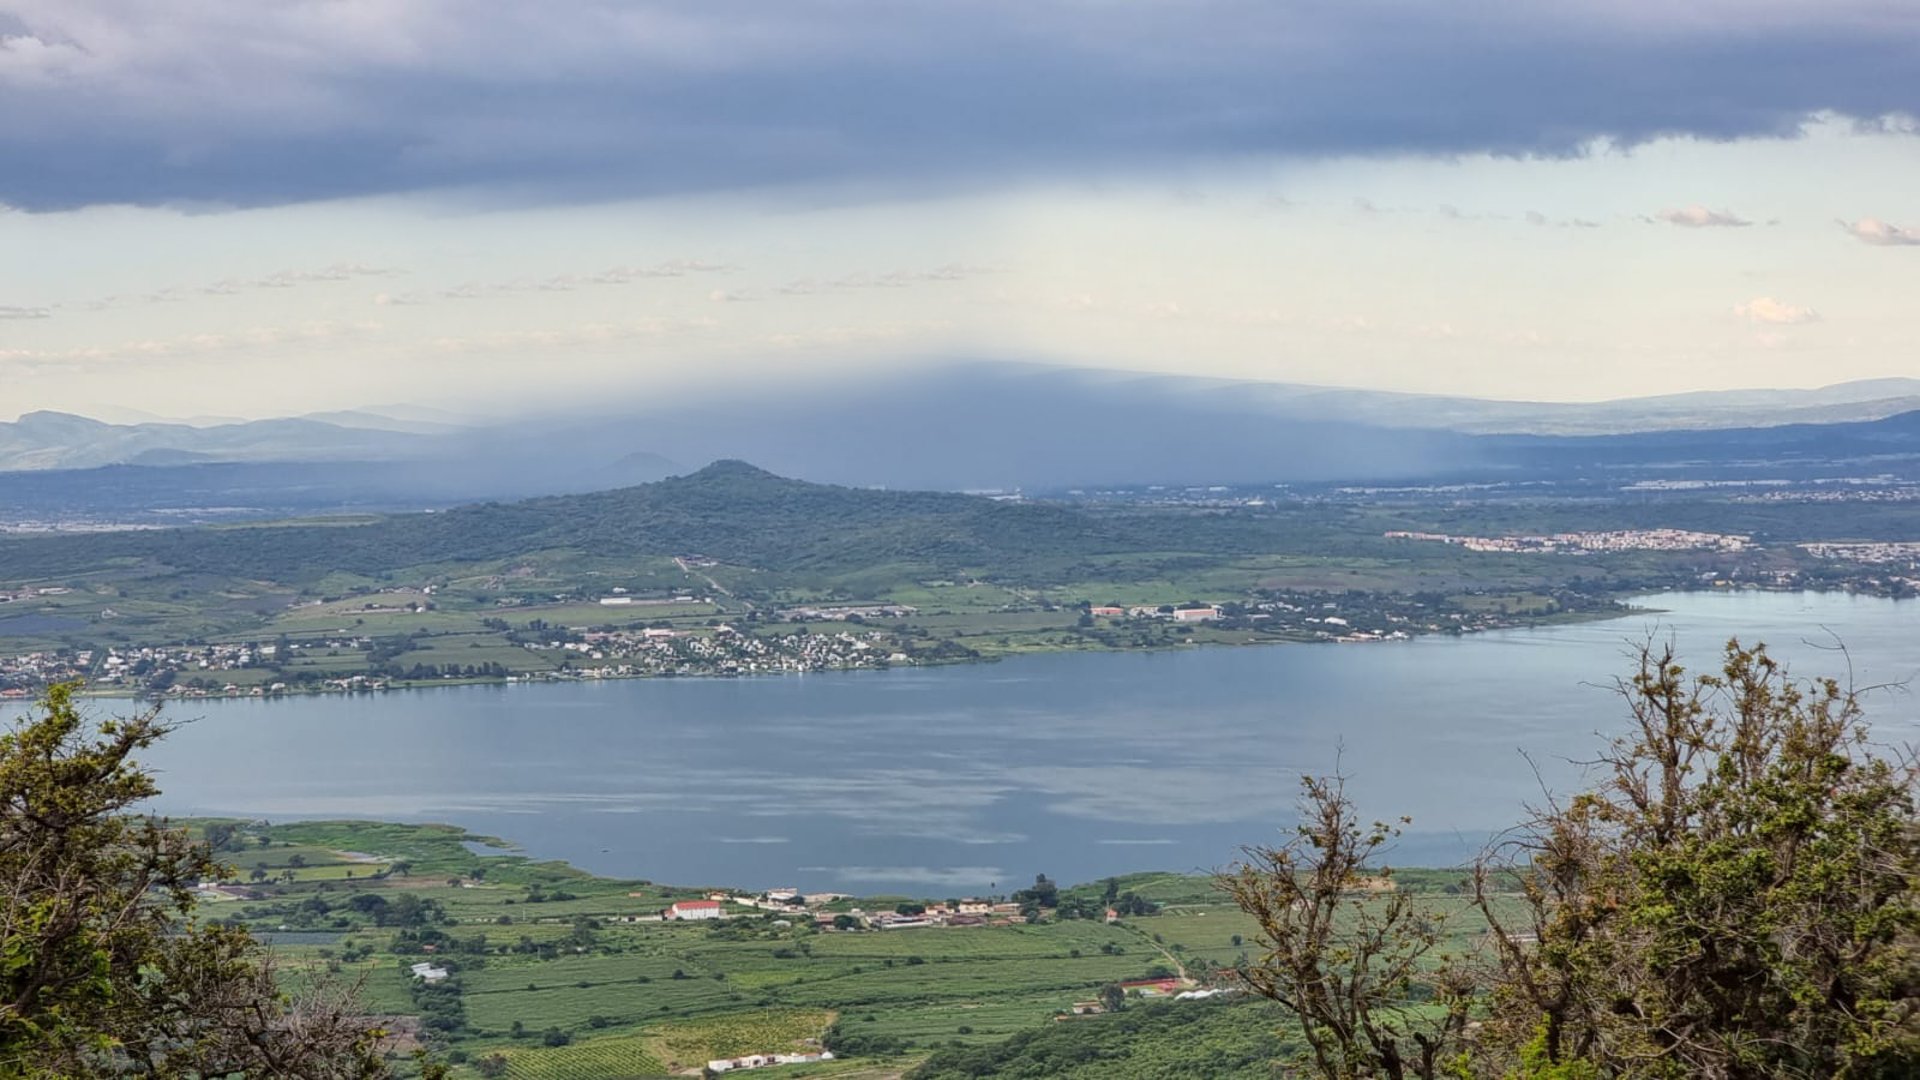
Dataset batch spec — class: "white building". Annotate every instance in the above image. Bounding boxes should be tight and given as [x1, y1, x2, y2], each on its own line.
[708, 1051, 834, 1072]
[667, 900, 723, 920]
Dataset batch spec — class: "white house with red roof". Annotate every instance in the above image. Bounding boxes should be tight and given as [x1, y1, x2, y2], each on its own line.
[666, 899, 724, 920]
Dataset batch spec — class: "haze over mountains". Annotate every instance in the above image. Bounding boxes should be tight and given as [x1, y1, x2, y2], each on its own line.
[5, 365, 1919, 506]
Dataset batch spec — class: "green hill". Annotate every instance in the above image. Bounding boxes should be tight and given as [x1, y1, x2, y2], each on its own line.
[0, 461, 1293, 586]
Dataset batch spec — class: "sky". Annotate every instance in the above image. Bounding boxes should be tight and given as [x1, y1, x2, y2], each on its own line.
[3, 0, 1919, 421]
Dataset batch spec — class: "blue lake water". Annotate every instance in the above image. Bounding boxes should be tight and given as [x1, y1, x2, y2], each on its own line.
[10, 591, 1917, 895]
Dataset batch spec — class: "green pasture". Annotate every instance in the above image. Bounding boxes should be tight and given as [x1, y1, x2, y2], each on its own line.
[172, 818, 1552, 1078]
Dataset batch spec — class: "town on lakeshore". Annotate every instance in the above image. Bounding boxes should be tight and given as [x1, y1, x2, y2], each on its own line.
[3, 465, 1920, 699]
[0, 585, 1614, 698]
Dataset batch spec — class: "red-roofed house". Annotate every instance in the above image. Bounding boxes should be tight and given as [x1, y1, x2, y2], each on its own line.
[666, 899, 724, 921]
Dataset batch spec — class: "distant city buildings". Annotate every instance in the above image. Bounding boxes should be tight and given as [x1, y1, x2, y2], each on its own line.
[1799, 541, 1920, 564]
[1384, 528, 1752, 554]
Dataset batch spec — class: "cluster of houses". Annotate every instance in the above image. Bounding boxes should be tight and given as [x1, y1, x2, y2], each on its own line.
[839, 897, 1033, 930]
[596, 590, 703, 607]
[0, 585, 71, 604]
[1088, 604, 1221, 622]
[1800, 540, 1920, 566]
[0, 636, 393, 695]
[531, 626, 914, 677]
[651, 892, 1046, 931]
[0, 648, 92, 695]
[1385, 528, 1752, 554]
[1066, 982, 1237, 1016]
[706, 1050, 834, 1073]
[777, 603, 918, 621]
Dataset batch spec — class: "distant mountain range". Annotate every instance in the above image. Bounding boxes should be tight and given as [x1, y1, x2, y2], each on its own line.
[0, 410, 432, 471]
[1218, 375, 1920, 435]
[5, 364, 1919, 497]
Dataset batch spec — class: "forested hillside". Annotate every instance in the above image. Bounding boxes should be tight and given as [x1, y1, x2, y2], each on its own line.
[0, 461, 1317, 584]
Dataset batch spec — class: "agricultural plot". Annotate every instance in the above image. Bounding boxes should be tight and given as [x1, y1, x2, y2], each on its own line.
[650, 1009, 836, 1063]
[182, 820, 1510, 1078]
[486, 1032, 666, 1079]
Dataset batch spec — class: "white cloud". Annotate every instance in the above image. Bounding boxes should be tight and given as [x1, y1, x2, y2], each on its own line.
[0, 321, 381, 369]
[1657, 205, 1752, 228]
[0, 305, 51, 319]
[1734, 296, 1819, 325]
[1525, 211, 1603, 228]
[425, 260, 731, 302]
[34, 264, 404, 315]
[207, 263, 400, 294]
[1841, 217, 1920, 246]
[0, 32, 84, 84]
[775, 264, 996, 295]
[424, 316, 714, 353]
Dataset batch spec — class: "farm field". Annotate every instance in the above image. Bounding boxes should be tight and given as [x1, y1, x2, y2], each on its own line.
[8, 461, 1886, 699]
[185, 820, 1512, 1078]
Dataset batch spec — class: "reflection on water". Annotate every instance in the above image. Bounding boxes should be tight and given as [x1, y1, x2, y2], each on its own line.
[11, 591, 1915, 894]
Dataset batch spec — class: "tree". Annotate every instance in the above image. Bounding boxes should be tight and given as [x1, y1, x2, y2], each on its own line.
[1220, 772, 1472, 1080]
[1013, 873, 1058, 909]
[1098, 983, 1126, 1013]
[1470, 640, 1920, 1078]
[0, 684, 391, 1077]
[1225, 640, 1920, 1080]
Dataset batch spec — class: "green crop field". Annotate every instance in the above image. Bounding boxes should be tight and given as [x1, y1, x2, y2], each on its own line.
[11, 462, 1891, 704]
[487, 1032, 667, 1079]
[164, 819, 1522, 1078]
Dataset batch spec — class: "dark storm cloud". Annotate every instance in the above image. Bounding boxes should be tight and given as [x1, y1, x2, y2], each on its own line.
[1, 1, 1916, 211]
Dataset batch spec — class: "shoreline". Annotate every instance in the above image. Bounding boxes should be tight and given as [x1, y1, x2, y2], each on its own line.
[10, 582, 1908, 706]
[42, 602, 1642, 704]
